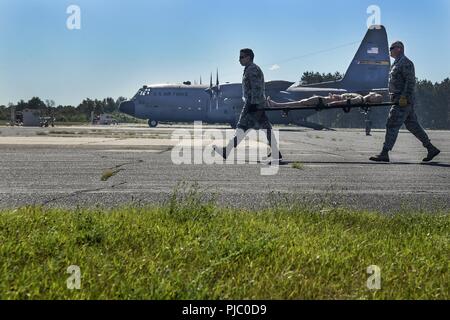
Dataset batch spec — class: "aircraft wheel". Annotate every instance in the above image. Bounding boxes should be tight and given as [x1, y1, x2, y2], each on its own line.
[148, 119, 158, 128]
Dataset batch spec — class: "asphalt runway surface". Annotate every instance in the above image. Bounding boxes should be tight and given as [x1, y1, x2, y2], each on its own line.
[0, 124, 449, 212]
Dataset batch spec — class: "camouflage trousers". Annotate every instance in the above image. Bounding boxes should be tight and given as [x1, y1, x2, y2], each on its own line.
[236, 103, 272, 131]
[383, 105, 431, 152]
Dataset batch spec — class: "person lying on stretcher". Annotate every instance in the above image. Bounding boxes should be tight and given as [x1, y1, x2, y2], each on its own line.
[266, 92, 383, 108]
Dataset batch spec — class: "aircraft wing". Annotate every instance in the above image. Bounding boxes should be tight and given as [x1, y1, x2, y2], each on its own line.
[265, 81, 295, 92]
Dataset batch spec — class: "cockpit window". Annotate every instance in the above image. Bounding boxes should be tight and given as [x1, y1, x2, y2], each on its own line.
[134, 87, 152, 98]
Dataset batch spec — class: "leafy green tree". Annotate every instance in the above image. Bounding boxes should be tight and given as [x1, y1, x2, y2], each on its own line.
[300, 71, 343, 85]
[0, 105, 6, 120]
[27, 97, 46, 110]
[77, 98, 96, 118]
[415, 78, 450, 130]
[103, 97, 117, 113]
[45, 99, 55, 108]
[15, 100, 28, 111]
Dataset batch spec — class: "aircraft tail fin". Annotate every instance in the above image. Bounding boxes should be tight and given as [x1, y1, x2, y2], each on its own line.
[301, 25, 390, 92]
[339, 25, 390, 92]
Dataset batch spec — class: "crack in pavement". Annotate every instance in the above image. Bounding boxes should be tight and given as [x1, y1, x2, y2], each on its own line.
[157, 147, 173, 154]
[110, 159, 144, 169]
[100, 158, 146, 181]
[41, 181, 128, 206]
[41, 160, 144, 206]
[295, 140, 346, 158]
[81, 138, 124, 146]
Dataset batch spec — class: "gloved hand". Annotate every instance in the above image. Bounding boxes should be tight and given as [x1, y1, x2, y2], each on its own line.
[398, 96, 408, 107]
[248, 104, 259, 112]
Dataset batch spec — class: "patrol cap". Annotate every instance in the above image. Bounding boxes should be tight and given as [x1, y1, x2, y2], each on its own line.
[390, 41, 404, 50]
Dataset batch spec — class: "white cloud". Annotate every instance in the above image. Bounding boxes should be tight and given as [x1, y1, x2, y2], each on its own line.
[269, 64, 280, 71]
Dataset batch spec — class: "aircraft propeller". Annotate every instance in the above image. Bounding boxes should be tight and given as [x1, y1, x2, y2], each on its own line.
[206, 69, 221, 110]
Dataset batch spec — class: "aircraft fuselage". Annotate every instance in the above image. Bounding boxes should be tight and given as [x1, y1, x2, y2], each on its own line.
[119, 83, 347, 128]
[119, 25, 390, 129]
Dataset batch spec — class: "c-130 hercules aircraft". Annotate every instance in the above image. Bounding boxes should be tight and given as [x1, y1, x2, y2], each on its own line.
[119, 25, 390, 129]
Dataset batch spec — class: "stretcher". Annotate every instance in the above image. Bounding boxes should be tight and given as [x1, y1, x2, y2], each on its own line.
[264, 100, 394, 114]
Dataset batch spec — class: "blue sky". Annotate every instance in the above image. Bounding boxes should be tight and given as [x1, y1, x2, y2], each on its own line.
[1, 0, 449, 106]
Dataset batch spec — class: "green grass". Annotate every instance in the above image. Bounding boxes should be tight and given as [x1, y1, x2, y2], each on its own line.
[49, 130, 76, 135]
[53, 122, 87, 126]
[0, 199, 448, 299]
[100, 169, 123, 181]
[291, 161, 304, 170]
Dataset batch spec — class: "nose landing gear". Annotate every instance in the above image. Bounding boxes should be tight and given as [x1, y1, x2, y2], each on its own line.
[148, 119, 159, 128]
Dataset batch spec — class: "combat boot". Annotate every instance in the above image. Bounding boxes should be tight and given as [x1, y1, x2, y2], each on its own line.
[423, 145, 440, 162]
[369, 150, 390, 162]
[267, 151, 283, 160]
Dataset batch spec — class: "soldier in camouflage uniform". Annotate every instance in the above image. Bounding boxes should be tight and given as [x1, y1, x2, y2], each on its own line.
[214, 48, 283, 161]
[370, 41, 440, 162]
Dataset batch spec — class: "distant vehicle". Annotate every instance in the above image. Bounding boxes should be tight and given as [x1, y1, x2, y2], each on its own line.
[14, 111, 23, 126]
[39, 117, 55, 127]
[12, 109, 55, 127]
[120, 25, 390, 130]
[22, 109, 41, 127]
[93, 114, 118, 125]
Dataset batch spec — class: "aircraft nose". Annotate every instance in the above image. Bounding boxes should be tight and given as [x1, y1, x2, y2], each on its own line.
[119, 100, 135, 116]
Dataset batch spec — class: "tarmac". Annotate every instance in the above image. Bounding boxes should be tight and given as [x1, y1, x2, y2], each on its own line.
[0, 124, 448, 212]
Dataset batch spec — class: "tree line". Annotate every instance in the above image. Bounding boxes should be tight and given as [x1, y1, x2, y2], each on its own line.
[0, 96, 140, 123]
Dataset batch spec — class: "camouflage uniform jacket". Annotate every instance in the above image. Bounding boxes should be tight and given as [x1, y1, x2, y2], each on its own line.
[242, 62, 266, 108]
[389, 54, 416, 104]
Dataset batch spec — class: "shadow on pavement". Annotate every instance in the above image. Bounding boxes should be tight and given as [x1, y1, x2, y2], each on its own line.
[281, 161, 450, 168]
